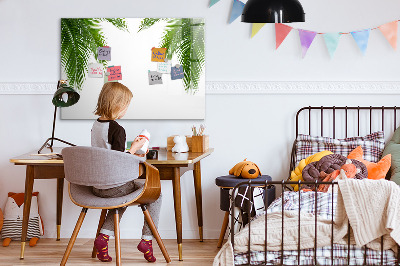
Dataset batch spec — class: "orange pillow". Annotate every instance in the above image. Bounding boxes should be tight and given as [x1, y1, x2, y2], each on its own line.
[347, 146, 391, 180]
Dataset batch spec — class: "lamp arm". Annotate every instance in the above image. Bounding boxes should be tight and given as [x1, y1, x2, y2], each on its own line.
[50, 105, 57, 148]
[37, 104, 75, 154]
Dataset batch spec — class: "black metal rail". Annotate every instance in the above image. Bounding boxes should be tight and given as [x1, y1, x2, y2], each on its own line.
[230, 180, 399, 266]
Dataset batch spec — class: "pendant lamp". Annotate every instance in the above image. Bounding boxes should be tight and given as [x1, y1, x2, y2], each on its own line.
[38, 80, 80, 154]
[241, 0, 305, 23]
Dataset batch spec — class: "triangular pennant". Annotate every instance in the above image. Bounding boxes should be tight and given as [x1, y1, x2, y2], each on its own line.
[229, 0, 245, 24]
[298, 29, 317, 58]
[209, 0, 220, 7]
[251, 23, 266, 38]
[275, 23, 293, 49]
[351, 29, 370, 55]
[378, 21, 398, 50]
[323, 33, 341, 58]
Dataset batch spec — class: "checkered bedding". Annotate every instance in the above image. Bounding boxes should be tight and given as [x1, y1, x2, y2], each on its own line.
[234, 191, 397, 265]
[294, 131, 385, 166]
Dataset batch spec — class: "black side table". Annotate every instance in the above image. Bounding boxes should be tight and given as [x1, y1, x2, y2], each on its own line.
[215, 175, 275, 248]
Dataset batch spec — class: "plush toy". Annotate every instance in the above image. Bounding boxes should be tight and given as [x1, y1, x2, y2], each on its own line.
[0, 208, 3, 232]
[348, 146, 391, 180]
[172, 135, 189, 153]
[289, 150, 333, 191]
[1, 192, 44, 247]
[229, 159, 261, 179]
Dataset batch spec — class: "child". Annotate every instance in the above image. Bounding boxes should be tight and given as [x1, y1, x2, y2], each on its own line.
[91, 82, 162, 263]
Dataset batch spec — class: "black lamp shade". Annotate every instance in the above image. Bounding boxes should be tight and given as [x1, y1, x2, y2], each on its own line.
[241, 0, 305, 23]
[52, 84, 80, 107]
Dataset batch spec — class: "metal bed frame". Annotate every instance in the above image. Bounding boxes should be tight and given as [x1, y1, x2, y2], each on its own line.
[230, 106, 400, 266]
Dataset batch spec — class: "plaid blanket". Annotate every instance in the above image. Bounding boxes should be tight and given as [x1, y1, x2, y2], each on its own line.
[234, 191, 397, 265]
[234, 244, 397, 265]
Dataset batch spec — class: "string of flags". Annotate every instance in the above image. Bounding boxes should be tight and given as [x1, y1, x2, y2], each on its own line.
[209, 0, 399, 58]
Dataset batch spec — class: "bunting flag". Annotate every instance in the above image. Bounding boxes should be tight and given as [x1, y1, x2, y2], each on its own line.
[207, 1, 400, 58]
[275, 23, 293, 49]
[251, 23, 266, 38]
[323, 33, 341, 58]
[229, 0, 245, 24]
[298, 29, 317, 58]
[209, 0, 220, 7]
[351, 29, 370, 55]
[378, 21, 398, 50]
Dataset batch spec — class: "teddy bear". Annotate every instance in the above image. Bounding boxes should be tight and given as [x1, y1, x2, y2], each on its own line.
[172, 135, 189, 153]
[1, 192, 44, 247]
[229, 159, 261, 179]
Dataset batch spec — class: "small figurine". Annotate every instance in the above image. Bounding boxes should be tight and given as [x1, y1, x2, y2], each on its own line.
[172, 135, 189, 153]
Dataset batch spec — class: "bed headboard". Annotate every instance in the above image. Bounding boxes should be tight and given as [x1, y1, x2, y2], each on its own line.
[290, 106, 400, 179]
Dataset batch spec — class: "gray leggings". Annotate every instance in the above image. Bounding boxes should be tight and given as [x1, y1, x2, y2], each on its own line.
[92, 180, 162, 240]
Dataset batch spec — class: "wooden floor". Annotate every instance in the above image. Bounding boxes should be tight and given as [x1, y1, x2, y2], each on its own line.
[0, 239, 221, 265]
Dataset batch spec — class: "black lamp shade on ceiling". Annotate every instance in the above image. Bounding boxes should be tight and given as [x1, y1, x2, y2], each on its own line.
[52, 84, 80, 108]
[241, 0, 305, 23]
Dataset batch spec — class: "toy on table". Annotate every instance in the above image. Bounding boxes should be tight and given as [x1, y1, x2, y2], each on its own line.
[135, 129, 150, 155]
[172, 135, 189, 153]
[1, 192, 44, 247]
[229, 159, 261, 179]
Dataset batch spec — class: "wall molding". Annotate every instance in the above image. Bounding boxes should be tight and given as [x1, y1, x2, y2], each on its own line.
[206, 81, 400, 94]
[0, 83, 56, 94]
[1, 81, 400, 95]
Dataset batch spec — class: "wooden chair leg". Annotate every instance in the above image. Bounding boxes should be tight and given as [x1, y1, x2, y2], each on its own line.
[217, 211, 230, 248]
[114, 210, 121, 266]
[60, 208, 88, 266]
[141, 205, 171, 263]
[91, 209, 108, 258]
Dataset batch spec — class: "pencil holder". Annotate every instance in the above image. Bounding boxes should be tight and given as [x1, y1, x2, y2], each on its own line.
[191, 135, 209, 153]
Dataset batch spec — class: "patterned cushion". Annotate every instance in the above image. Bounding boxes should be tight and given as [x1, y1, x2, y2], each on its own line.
[295, 131, 385, 166]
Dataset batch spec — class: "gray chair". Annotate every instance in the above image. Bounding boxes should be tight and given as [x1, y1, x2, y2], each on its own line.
[60, 146, 171, 265]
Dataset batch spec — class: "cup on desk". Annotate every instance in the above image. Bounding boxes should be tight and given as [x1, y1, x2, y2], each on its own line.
[146, 150, 158, 160]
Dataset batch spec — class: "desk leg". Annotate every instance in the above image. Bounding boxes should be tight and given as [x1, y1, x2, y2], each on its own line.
[20, 165, 35, 259]
[56, 178, 64, 241]
[172, 167, 183, 261]
[193, 161, 203, 242]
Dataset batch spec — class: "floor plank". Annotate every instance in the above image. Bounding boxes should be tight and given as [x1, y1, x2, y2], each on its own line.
[0, 239, 221, 265]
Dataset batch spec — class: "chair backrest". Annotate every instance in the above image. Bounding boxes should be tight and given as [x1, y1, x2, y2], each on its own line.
[62, 146, 145, 187]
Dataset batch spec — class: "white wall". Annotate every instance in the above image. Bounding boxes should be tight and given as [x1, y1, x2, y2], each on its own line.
[1, 0, 400, 240]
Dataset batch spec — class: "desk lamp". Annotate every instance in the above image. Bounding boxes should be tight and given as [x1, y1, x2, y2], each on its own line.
[38, 80, 80, 154]
[241, 0, 305, 23]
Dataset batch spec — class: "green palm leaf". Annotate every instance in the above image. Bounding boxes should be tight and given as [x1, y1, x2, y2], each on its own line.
[139, 18, 205, 94]
[61, 18, 128, 91]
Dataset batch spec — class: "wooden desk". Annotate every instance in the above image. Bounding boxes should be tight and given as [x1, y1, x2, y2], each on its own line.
[10, 147, 213, 261]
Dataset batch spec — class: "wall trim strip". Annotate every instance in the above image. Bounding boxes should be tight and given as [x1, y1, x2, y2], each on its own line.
[1, 81, 400, 95]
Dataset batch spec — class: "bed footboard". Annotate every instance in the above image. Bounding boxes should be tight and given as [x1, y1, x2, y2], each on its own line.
[230, 180, 400, 266]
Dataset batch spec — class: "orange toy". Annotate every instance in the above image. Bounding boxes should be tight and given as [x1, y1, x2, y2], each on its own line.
[1, 192, 43, 247]
[0, 208, 3, 232]
[348, 146, 391, 180]
[229, 159, 261, 179]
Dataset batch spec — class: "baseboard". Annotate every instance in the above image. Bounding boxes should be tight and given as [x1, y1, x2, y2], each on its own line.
[1, 81, 400, 94]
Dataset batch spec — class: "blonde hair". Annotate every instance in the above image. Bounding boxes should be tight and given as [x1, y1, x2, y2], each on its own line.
[95, 82, 133, 120]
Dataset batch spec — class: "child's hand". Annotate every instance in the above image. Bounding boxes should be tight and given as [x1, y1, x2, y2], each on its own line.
[134, 149, 149, 157]
[129, 137, 147, 154]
